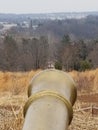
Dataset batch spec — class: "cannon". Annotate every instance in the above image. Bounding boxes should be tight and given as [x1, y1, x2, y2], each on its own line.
[22, 69, 77, 130]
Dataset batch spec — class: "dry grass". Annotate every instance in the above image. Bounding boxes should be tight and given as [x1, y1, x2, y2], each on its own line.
[69, 68, 98, 93]
[0, 70, 40, 95]
[0, 69, 98, 130]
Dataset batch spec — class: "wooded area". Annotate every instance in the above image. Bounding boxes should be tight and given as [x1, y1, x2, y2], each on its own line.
[0, 34, 98, 71]
[0, 15, 98, 71]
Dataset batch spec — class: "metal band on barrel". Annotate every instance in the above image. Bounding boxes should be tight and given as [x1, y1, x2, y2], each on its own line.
[23, 90, 73, 125]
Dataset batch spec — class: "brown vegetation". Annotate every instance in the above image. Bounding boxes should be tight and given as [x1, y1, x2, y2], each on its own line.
[0, 69, 98, 130]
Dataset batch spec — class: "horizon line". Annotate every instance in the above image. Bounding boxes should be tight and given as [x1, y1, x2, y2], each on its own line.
[0, 10, 98, 15]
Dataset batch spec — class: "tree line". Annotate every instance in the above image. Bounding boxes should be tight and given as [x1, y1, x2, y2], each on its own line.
[0, 35, 98, 71]
[0, 36, 49, 71]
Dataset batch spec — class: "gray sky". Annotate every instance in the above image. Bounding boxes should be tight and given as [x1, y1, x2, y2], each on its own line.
[0, 0, 98, 14]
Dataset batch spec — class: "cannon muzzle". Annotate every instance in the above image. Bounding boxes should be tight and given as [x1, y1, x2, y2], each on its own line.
[22, 69, 77, 130]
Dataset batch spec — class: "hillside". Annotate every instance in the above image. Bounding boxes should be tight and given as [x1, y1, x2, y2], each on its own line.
[0, 15, 98, 71]
[35, 15, 98, 40]
[0, 69, 98, 130]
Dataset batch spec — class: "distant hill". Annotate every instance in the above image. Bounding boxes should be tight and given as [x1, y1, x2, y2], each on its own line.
[0, 11, 98, 22]
[34, 15, 98, 40]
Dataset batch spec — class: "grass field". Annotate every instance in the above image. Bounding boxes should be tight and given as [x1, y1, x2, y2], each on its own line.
[0, 69, 98, 130]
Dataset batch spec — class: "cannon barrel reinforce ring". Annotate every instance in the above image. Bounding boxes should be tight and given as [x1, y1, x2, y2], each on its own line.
[23, 90, 73, 125]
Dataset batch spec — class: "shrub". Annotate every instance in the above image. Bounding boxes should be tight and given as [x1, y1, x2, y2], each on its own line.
[55, 62, 62, 70]
[80, 60, 92, 71]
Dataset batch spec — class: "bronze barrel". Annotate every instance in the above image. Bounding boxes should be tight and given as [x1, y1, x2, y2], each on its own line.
[22, 69, 77, 130]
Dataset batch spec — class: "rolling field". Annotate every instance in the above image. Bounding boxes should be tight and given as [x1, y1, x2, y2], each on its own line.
[0, 69, 98, 130]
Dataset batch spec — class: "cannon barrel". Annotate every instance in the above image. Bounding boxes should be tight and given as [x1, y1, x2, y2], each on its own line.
[22, 69, 77, 130]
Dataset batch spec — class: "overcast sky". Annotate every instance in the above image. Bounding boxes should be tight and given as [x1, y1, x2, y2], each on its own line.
[0, 0, 98, 14]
